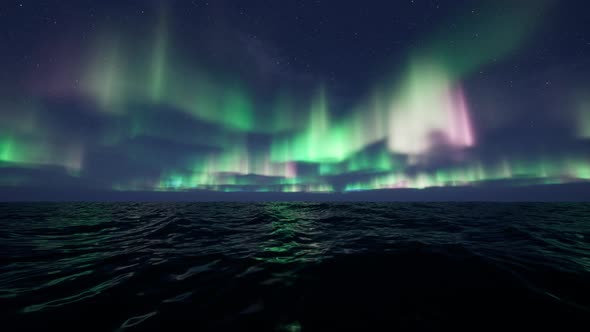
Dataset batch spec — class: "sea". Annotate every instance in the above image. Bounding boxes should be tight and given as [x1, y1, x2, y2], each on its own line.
[1, 202, 589, 331]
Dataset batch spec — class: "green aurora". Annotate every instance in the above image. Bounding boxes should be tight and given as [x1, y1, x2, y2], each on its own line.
[1, 1, 589, 194]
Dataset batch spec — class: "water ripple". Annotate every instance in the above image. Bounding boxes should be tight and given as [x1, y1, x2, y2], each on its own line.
[0, 202, 589, 330]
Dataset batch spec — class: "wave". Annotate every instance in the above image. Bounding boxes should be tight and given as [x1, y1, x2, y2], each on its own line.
[0, 202, 589, 331]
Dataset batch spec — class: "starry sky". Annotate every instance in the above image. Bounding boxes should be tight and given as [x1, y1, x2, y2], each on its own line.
[1, 0, 590, 200]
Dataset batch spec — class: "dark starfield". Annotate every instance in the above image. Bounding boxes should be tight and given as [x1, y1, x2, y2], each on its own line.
[0, 0, 589, 199]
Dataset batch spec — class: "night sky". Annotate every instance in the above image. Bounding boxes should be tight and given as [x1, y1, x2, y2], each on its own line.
[1, 0, 590, 200]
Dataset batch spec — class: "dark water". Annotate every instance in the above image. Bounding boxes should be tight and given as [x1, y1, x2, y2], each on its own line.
[1, 203, 590, 331]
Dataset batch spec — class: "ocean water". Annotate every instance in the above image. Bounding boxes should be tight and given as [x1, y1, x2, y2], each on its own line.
[1, 202, 589, 331]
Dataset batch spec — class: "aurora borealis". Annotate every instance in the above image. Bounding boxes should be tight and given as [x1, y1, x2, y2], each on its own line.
[1, 0, 589, 198]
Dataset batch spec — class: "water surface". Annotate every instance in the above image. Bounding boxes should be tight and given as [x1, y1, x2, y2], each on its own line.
[1, 202, 589, 331]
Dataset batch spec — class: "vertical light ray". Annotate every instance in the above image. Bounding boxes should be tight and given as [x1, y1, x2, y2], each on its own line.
[151, 10, 168, 101]
[448, 87, 475, 146]
[0, 136, 15, 162]
[222, 85, 255, 131]
[387, 59, 476, 156]
[271, 92, 299, 132]
[84, 37, 124, 112]
[578, 98, 590, 138]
